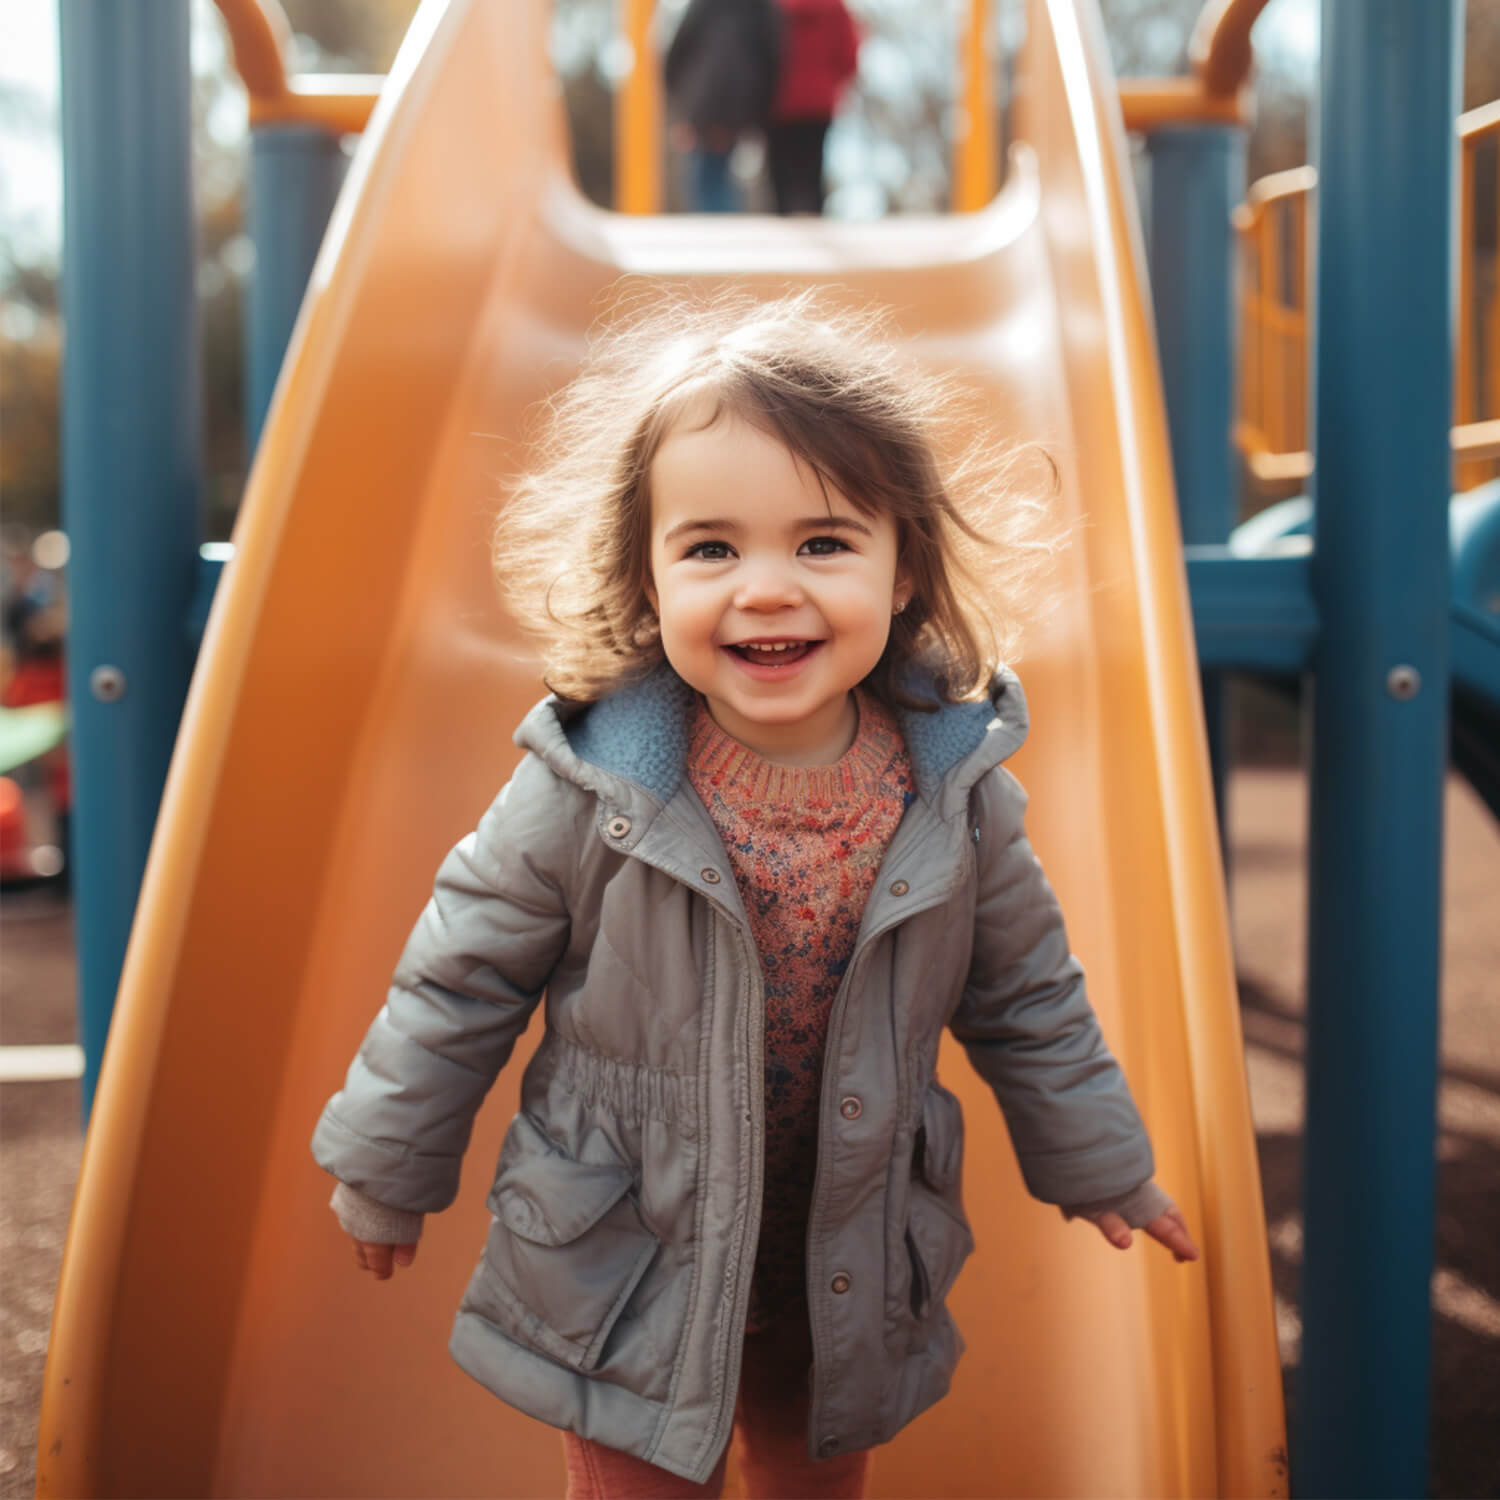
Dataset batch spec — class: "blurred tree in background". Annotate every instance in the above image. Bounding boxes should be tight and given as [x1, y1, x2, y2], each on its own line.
[278, 0, 419, 68]
[0, 265, 61, 531]
[5, 0, 1500, 542]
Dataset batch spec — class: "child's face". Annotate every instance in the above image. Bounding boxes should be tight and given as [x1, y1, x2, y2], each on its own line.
[646, 413, 909, 765]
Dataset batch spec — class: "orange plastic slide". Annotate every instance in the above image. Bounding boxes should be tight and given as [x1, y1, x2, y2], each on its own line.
[37, 0, 1286, 1493]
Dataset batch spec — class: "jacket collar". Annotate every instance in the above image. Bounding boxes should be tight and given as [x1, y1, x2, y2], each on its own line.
[514, 660, 1029, 815]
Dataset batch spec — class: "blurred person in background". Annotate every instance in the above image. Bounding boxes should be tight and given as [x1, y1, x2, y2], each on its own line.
[665, 0, 783, 213]
[1, 531, 71, 886]
[767, 0, 860, 215]
[1, 530, 66, 711]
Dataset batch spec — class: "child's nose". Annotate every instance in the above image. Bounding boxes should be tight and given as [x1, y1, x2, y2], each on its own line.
[733, 560, 803, 611]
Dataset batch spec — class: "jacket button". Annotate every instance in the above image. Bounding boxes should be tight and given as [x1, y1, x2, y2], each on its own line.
[701, 868, 721, 884]
[839, 1096, 862, 1120]
[607, 815, 632, 839]
[889, 879, 909, 896]
[820, 1436, 840, 1456]
[830, 1272, 852, 1294]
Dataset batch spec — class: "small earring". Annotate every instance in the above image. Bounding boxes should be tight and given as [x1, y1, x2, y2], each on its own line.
[893, 599, 907, 615]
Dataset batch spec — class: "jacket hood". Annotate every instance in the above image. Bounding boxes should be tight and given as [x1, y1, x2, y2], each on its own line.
[514, 661, 1029, 815]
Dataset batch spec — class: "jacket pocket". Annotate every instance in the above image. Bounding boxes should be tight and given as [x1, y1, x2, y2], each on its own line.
[905, 1082, 974, 1318]
[470, 1112, 659, 1373]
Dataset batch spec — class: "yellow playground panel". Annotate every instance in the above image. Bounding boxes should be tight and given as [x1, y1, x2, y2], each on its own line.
[1236, 99, 1500, 497]
[38, 0, 1285, 1495]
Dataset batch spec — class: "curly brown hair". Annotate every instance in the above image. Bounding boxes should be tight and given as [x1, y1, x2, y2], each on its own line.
[493, 287, 1059, 715]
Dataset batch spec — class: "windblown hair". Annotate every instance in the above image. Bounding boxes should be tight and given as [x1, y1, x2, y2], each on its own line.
[493, 288, 1060, 714]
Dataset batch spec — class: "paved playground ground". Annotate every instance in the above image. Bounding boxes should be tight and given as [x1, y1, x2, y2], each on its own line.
[2, 766, 1496, 1498]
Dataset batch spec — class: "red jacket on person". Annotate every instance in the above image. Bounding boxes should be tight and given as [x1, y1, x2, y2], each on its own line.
[771, 0, 859, 123]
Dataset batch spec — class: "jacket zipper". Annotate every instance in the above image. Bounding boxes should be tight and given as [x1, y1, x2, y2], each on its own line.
[802, 825, 974, 1455]
[619, 825, 767, 1477]
[701, 917, 766, 1471]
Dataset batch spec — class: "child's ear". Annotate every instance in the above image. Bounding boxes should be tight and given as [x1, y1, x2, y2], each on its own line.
[643, 575, 658, 612]
[892, 568, 913, 615]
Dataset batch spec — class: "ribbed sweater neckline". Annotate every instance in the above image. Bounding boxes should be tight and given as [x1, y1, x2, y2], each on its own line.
[688, 692, 902, 808]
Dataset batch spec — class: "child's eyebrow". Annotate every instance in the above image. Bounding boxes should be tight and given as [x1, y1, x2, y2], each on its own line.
[661, 516, 874, 544]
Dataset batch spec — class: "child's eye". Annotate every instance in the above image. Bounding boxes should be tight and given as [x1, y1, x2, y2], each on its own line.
[800, 536, 851, 556]
[685, 540, 734, 561]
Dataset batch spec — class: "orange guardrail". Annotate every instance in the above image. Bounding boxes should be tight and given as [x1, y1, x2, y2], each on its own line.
[954, 0, 999, 212]
[576, 0, 1266, 212]
[1455, 100, 1500, 487]
[1233, 167, 1315, 495]
[213, 0, 382, 135]
[1236, 103, 1500, 496]
[613, 0, 1001, 214]
[616, 0, 663, 215]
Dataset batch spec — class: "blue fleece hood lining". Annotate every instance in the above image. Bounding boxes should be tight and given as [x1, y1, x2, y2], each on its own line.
[551, 661, 1026, 809]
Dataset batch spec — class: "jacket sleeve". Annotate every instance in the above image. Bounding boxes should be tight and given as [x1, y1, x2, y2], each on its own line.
[949, 766, 1155, 1207]
[311, 752, 580, 1214]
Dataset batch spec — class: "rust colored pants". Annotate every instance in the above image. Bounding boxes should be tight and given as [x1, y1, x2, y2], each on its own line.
[563, 1319, 869, 1499]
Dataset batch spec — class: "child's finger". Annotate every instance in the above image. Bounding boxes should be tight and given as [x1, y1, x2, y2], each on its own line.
[356, 1241, 396, 1279]
[1091, 1211, 1133, 1250]
[393, 1243, 418, 1269]
[1145, 1210, 1201, 1263]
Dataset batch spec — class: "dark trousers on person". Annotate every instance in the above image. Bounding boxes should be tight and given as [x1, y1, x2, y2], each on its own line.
[686, 146, 738, 213]
[767, 119, 832, 216]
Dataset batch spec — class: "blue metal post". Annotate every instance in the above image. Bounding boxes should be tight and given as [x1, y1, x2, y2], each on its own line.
[247, 125, 347, 448]
[1145, 125, 1246, 857]
[59, 0, 201, 1115]
[1301, 2, 1460, 1494]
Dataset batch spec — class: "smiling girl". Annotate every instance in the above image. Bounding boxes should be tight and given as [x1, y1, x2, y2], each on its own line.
[312, 292, 1198, 1500]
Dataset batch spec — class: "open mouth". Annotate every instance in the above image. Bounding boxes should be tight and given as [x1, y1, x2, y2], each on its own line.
[725, 640, 821, 668]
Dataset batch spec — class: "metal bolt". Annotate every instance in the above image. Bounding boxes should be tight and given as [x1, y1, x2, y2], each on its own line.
[1386, 665, 1422, 701]
[90, 665, 127, 703]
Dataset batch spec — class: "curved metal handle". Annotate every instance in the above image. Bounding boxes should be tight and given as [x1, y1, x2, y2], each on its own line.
[1187, 0, 1274, 99]
[212, 0, 382, 134]
[1119, 0, 1273, 131]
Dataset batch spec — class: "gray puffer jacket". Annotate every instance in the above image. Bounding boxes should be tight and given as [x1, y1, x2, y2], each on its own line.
[311, 664, 1154, 1483]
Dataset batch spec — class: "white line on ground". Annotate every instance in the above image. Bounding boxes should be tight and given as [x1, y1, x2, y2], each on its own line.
[0, 1044, 84, 1082]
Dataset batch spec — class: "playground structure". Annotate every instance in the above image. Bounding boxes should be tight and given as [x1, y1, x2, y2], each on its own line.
[1235, 104, 1500, 498]
[34, 0, 1494, 1496]
[1228, 104, 1500, 823]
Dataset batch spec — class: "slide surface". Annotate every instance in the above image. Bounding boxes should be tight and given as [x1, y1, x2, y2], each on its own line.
[38, 1, 1286, 1494]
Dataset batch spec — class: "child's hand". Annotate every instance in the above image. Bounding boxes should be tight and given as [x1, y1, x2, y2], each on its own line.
[352, 1238, 419, 1280]
[1091, 1208, 1200, 1263]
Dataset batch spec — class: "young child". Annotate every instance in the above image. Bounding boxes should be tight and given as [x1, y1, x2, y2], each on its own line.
[312, 293, 1199, 1500]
